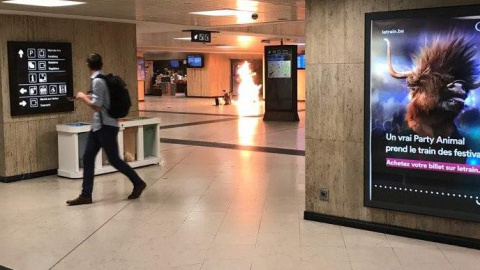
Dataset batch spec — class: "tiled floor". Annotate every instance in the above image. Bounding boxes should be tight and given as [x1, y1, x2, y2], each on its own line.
[0, 97, 478, 270]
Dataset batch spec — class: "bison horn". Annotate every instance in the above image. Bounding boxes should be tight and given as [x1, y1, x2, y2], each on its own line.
[384, 38, 413, 79]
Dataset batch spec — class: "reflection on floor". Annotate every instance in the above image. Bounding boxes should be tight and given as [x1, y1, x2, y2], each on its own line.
[0, 96, 478, 270]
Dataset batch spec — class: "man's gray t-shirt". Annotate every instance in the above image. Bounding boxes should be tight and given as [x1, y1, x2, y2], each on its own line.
[90, 71, 119, 132]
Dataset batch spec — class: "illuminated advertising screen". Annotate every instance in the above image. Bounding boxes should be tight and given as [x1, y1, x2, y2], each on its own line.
[365, 6, 480, 222]
[264, 45, 297, 112]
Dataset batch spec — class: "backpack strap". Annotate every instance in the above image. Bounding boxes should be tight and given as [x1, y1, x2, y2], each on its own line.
[93, 74, 108, 126]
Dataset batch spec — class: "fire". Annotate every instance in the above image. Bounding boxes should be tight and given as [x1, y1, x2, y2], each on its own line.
[235, 61, 262, 116]
[236, 61, 262, 105]
[235, 61, 262, 143]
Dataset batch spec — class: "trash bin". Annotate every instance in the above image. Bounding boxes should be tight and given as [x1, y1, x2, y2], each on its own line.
[144, 125, 156, 158]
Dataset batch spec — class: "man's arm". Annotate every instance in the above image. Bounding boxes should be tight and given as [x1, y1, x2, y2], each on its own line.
[76, 92, 102, 112]
[77, 78, 106, 112]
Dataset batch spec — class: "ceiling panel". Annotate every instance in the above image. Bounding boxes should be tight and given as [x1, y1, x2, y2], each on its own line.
[0, 0, 305, 26]
[137, 30, 305, 53]
[0, 0, 305, 54]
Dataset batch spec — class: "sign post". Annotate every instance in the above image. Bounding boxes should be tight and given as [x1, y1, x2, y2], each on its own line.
[7, 41, 74, 116]
[190, 30, 212, 43]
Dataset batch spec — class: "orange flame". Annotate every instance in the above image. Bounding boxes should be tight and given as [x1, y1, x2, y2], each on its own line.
[235, 61, 262, 143]
[237, 61, 262, 104]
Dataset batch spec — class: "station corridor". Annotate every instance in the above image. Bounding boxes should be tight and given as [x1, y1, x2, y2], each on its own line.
[0, 98, 478, 270]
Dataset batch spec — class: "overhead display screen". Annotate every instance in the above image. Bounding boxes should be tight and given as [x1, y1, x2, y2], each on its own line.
[7, 41, 74, 116]
[170, 60, 180, 68]
[297, 54, 306, 69]
[365, 6, 480, 222]
[186, 55, 204, 68]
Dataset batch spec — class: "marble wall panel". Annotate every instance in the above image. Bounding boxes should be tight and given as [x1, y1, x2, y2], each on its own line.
[0, 15, 137, 177]
[305, 0, 480, 239]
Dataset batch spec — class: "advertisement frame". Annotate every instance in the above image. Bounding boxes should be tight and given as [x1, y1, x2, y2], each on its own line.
[364, 5, 480, 223]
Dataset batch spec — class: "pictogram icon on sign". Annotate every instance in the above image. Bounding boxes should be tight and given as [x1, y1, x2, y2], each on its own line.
[28, 74, 37, 83]
[49, 85, 57, 94]
[27, 48, 36, 58]
[38, 49, 46, 58]
[28, 61, 36, 70]
[39, 85, 47, 95]
[39, 73, 47, 83]
[29, 86, 38, 95]
[59, 85, 67, 94]
[30, 98, 38, 108]
[38, 61, 46, 70]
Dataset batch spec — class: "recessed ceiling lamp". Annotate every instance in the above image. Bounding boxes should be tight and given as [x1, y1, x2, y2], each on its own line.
[2, 0, 85, 7]
[190, 9, 251, 17]
[237, 35, 253, 47]
[217, 45, 236, 49]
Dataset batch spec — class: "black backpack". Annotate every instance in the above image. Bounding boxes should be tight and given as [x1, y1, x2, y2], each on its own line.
[96, 74, 131, 119]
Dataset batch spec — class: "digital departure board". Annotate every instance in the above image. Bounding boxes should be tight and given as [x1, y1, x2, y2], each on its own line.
[7, 41, 74, 116]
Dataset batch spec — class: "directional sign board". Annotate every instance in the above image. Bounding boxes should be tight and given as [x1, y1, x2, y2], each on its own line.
[191, 30, 212, 43]
[7, 41, 74, 116]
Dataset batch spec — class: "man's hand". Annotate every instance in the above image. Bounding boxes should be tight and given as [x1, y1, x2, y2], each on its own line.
[76, 92, 87, 100]
[75, 91, 101, 112]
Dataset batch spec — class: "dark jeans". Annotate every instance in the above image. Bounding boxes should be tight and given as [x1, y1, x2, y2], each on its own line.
[81, 125, 144, 198]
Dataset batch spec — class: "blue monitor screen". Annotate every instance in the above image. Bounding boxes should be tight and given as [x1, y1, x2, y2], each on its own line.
[170, 60, 180, 68]
[187, 55, 204, 68]
[297, 54, 306, 69]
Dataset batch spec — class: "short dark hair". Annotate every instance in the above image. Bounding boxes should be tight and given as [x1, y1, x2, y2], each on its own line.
[86, 53, 103, 70]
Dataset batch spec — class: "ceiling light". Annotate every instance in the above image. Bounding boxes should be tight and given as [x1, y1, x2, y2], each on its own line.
[190, 9, 251, 17]
[2, 0, 85, 7]
[174, 37, 191, 41]
[217, 45, 236, 49]
[237, 35, 253, 47]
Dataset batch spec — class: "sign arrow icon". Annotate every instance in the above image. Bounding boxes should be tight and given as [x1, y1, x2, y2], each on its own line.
[18, 50, 24, 58]
[19, 101, 27, 107]
[20, 88, 27, 94]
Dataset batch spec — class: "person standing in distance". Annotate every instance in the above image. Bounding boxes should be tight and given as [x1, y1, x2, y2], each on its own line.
[67, 53, 146, 206]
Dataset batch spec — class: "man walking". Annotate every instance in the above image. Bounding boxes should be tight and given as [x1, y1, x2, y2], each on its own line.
[67, 53, 146, 206]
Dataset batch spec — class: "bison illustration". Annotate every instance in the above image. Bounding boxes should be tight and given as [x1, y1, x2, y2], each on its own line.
[384, 35, 479, 138]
